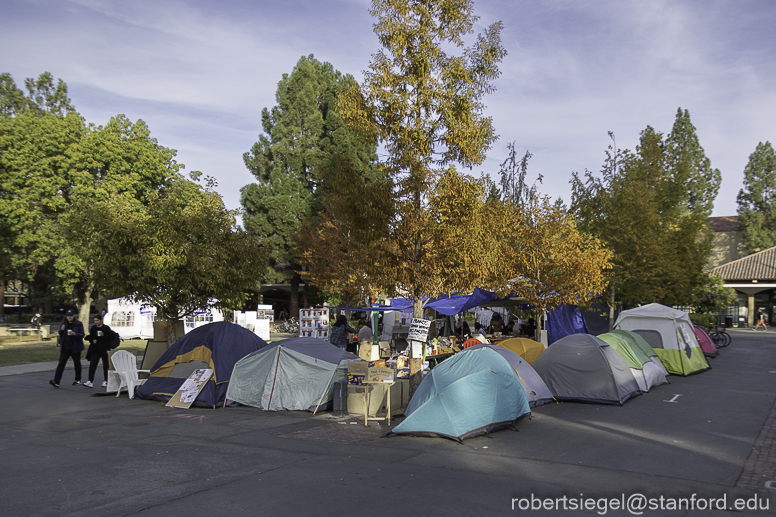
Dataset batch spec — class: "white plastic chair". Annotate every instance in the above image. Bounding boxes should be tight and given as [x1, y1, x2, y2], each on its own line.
[111, 350, 150, 399]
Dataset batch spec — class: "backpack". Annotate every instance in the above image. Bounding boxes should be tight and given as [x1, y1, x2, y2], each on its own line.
[108, 332, 121, 350]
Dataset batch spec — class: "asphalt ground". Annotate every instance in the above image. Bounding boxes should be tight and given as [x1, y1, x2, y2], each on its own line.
[1, 329, 774, 517]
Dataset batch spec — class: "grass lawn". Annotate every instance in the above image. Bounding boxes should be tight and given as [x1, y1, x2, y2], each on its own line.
[0, 337, 150, 367]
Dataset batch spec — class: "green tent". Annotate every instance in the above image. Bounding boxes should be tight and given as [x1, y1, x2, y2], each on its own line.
[598, 332, 668, 391]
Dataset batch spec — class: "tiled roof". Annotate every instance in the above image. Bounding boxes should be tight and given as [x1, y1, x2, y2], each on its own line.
[710, 246, 776, 281]
[707, 216, 740, 232]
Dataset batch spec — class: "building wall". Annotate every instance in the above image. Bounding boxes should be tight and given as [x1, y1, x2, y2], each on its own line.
[707, 231, 747, 270]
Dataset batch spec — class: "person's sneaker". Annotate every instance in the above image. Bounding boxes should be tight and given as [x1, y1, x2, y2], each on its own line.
[101, 381, 108, 388]
[72, 380, 81, 386]
[83, 381, 93, 388]
[49, 380, 59, 388]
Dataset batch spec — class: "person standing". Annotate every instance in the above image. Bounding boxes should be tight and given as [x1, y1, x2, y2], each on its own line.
[31, 313, 42, 330]
[357, 319, 373, 344]
[50, 310, 85, 388]
[84, 314, 117, 388]
[329, 314, 355, 350]
[754, 309, 768, 331]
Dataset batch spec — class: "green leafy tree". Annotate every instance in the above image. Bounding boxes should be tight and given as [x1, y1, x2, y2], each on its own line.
[0, 71, 74, 117]
[241, 55, 377, 317]
[572, 120, 718, 328]
[691, 273, 737, 315]
[69, 179, 268, 344]
[737, 141, 776, 252]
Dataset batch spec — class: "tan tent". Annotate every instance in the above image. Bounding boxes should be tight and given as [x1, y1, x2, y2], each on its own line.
[495, 337, 546, 365]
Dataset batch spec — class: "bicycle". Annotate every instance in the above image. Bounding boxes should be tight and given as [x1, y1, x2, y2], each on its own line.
[706, 324, 731, 348]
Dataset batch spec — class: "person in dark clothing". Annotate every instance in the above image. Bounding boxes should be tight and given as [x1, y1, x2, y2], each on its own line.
[50, 310, 85, 388]
[84, 314, 117, 388]
[31, 313, 42, 330]
[329, 314, 355, 350]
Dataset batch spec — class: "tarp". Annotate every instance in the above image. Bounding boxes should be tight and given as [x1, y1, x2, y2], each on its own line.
[466, 344, 553, 408]
[532, 334, 641, 405]
[547, 305, 589, 344]
[135, 322, 268, 407]
[225, 338, 359, 411]
[391, 347, 530, 441]
[390, 287, 497, 316]
[614, 304, 710, 376]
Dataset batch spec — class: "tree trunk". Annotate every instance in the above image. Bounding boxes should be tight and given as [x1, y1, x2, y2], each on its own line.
[0, 275, 4, 320]
[608, 285, 616, 331]
[77, 283, 94, 330]
[408, 298, 425, 398]
[166, 316, 181, 347]
[289, 273, 300, 322]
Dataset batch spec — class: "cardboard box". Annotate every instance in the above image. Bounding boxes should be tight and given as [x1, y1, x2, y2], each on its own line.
[365, 367, 393, 383]
[369, 360, 386, 368]
[348, 360, 367, 376]
[346, 383, 403, 415]
[358, 343, 380, 361]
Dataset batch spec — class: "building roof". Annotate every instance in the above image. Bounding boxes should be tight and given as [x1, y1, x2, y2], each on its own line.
[709, 246, 776, 281]
[707, 216, 740, 232]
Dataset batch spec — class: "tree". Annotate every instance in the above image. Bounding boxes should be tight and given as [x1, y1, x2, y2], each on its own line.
[690, 273, 737, 315]
[68, 179, 268, 344]
[737, 141, 776, 252]
[241, 55, 377, 317]
[0, 72, 183, 323]
[572, 120, 718, 328]
[335, 0, 508, 389]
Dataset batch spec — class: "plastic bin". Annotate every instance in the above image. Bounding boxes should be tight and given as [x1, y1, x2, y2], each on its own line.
[332, 381, 348, 417]
[725, 315, 733, 328]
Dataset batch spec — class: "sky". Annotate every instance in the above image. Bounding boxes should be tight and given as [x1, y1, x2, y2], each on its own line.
[2, 0, 775, 218]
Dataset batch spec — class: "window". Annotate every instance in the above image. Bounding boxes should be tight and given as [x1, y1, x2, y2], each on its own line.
[633, 329, 664, 349]
[111, 311, 135, 327]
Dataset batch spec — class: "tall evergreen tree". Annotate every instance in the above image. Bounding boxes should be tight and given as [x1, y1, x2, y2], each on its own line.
[737, 141, 776, 252]
[241, 55, 377, 316]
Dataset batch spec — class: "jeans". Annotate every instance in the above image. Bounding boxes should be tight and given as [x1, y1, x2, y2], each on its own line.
[54, 350, 82, 384]
[88, 350, 109, 383]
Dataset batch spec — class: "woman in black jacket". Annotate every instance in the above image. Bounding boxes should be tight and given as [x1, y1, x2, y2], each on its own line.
[84, 314, 118, 388]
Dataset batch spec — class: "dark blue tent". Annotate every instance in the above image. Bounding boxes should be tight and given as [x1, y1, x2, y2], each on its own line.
[546, 305, 590, 344]
[135, 322, 268, 408]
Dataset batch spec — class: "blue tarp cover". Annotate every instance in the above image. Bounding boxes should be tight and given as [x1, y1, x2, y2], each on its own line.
[547, 305, 589, 345]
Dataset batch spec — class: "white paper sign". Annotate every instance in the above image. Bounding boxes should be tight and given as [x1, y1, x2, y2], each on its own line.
[411, 340, 423, 358]
[408, 318, 431, 342]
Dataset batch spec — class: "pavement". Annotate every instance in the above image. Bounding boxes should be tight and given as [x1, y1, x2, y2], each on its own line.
[1, 330, 775, 516]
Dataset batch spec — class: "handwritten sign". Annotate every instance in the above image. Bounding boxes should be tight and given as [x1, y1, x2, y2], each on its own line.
[408, 318, 431, 343]
[166, 369, 213, 409]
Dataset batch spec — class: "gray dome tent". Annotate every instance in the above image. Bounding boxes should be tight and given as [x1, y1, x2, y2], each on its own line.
[226, 338, 358, 412]
[466, 344, 553, 407]
[532, 334, 641, 405]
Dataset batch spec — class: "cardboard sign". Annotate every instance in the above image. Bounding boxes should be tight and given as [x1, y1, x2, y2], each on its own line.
[166, 369, 213, 409]
[408, 318, 431, 342]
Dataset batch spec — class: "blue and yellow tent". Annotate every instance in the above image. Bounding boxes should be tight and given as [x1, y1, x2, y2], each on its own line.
[135, 322, 268, 407]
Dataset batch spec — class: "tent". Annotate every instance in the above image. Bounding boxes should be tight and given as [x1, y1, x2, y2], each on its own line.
[105, 298, 155, 340]
[693, 325, 719, 358]
[532, 334, 641, 405]
[598, 332, 668, 392]
[614, 304, 710, 376]
[606, 329, 670, 377]
[134, 322, 267, 407]
[390, 347, 530, 441]
[225, 338, 358, 412]
[466, 344, 554, 407]
[494, 337, 546, 365]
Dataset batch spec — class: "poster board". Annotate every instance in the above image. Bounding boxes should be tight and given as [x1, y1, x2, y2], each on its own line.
[165, 369, 213, 409]
[408, 318, 431, 342]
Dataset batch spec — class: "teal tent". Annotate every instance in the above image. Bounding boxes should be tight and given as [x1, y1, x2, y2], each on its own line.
[390, 347, 530, 441]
